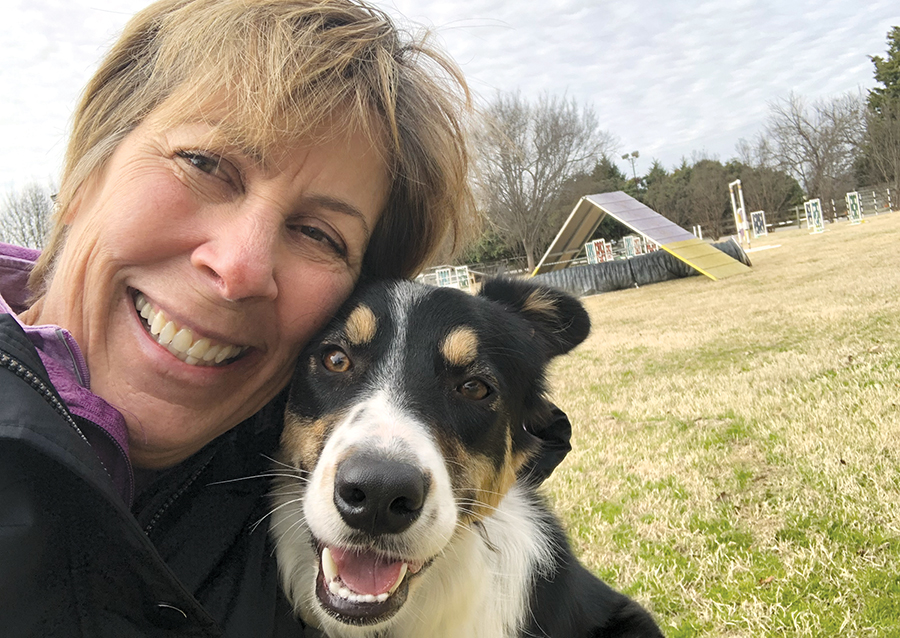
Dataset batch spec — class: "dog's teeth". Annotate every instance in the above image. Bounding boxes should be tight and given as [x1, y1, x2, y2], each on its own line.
[321, 546, 408, 604]
[388, 563, 408, 595]
[332, 587, 384, 604]
[321, 547, 339, 583]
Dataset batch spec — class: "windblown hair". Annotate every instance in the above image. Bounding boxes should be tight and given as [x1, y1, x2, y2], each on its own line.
[30, 0, 475, 296]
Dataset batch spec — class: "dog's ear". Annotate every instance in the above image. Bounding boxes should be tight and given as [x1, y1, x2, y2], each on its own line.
[478, 278, 590, 357]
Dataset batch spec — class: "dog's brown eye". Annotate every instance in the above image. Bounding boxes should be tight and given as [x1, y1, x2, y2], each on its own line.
[458, 379, 490, 401]
[322, 348, 352, 373]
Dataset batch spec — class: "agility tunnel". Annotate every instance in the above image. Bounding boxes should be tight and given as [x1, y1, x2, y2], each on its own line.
[531, 238, 751, 297]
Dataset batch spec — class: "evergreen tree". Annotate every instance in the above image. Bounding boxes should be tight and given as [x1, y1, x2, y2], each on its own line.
[590, 155, 630, 193]
[643, 160, 668, 191]
[869, 26, 900, 111]
[863, 26, 900, 191]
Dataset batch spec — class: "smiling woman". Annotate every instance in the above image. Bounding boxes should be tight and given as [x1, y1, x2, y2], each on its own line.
[0, 0, 476, 636]
[22, 114, 389, 469]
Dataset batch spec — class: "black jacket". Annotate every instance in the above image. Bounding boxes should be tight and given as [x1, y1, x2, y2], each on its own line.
[0, 314, 573, 636]
[0, 314, 311, 637]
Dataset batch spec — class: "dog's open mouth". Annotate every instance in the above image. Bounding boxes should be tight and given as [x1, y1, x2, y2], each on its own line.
[315, 544, 426, 624]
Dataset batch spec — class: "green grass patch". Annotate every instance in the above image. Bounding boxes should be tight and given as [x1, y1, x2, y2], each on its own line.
[544, 216, 900, 636]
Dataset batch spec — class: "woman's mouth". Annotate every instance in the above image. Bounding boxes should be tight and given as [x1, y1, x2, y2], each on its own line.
[133, 291, 248, 366]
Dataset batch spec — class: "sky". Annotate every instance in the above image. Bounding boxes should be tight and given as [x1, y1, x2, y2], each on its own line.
[1, 0, 897, 193]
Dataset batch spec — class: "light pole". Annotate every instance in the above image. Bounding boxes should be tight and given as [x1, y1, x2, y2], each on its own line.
[621, 150, 639, 182]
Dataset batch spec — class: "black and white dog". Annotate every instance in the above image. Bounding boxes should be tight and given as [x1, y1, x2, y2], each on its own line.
[271, 278, 662, 637]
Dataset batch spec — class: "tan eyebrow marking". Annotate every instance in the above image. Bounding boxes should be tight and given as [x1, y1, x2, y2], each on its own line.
[345, 304, 377, 346]
[441, 326, 479, 367]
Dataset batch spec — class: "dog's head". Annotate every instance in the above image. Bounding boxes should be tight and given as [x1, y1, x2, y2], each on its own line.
[274, 277, 589, 630]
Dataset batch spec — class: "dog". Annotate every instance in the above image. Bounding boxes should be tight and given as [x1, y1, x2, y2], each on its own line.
[271, 277, 663, 637]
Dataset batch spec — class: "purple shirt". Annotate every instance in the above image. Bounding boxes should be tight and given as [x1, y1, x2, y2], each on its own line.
[0, 242, 133, 503]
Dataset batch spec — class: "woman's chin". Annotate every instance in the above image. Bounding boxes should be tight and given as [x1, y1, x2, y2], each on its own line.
[87, 298, 286, 468]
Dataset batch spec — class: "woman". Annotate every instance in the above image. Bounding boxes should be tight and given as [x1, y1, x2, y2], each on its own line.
[0, 1, 571, 635]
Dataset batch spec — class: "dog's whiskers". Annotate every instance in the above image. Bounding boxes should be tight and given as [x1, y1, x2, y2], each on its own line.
[280, 515, 311, 547]
[253, 496, 307, 534]
[206, 472, 274, 487]
[269, 482, 307, 493]
[454, 497, 503, 516]
[264, 454, 302, 471]
[209, 468, 309, 488]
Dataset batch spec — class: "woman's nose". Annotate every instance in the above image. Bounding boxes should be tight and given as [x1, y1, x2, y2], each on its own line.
[191, 210, 279, 302]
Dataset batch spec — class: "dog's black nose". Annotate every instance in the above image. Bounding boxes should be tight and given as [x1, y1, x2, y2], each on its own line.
[333, 454, 427, 535]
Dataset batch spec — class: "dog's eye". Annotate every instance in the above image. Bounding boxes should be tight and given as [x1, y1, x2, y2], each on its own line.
[457, 378, 491, 401]
[322, 348, 352, 373]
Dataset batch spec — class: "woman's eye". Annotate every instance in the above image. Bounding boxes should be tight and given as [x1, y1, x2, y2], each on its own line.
[322, 347, 352, 373]
[457, 378, 491, 401]
[291, 223, 347, 257]
[176, 151, 241, 189]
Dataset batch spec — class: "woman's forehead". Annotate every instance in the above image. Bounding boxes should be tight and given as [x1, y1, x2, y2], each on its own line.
[148, 89, 391, 166]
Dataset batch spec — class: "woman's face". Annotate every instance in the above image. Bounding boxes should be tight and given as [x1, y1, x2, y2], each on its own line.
[34, 114, 389, 468]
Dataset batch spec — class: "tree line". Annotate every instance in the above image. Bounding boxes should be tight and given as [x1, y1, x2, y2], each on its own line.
[466, 26, 900, 270]
[3, 29, 899, 271]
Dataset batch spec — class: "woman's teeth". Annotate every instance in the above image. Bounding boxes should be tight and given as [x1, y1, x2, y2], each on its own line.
[134, 293, 247, 366]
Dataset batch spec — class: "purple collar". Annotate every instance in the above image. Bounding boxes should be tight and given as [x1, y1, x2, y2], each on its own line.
[0, 242, 133, 503]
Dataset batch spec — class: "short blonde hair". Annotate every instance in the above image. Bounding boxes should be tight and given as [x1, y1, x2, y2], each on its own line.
[31, 0, 475, 294]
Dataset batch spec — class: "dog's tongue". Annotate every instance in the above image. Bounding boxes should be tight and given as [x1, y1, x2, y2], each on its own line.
[329, 546, 405, 596]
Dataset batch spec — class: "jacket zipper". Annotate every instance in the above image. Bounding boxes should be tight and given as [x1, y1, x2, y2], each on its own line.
[143, 455, 214, 536]
[3, 336, 220, 540]
[0, 350, 111, 479]
[2, 340, 224, 631]
[3, 347, 93, 440]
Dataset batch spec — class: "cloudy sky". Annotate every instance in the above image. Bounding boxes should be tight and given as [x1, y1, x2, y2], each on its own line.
[1, 0, 897, 192]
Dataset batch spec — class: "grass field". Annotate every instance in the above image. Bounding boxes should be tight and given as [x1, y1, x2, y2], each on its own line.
[543, 213, 900, 636]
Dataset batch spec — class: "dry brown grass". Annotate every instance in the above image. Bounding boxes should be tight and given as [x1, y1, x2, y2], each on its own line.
[542, 214, 900, 636]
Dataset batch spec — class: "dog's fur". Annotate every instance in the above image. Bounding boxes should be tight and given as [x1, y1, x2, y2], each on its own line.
[271, 278, 662, 637]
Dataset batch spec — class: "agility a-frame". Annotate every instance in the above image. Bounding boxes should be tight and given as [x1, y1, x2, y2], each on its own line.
[532, 192, 750, 281]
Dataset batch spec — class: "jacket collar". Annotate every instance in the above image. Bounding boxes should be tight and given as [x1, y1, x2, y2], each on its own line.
[0, 242, 133, 503]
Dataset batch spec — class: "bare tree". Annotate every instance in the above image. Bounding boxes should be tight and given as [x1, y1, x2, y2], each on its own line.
[0, 183, 54, 249]
[473, 92, 617, 271]
[763, 92, 863, 204]
[735, 135, 804, 221]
